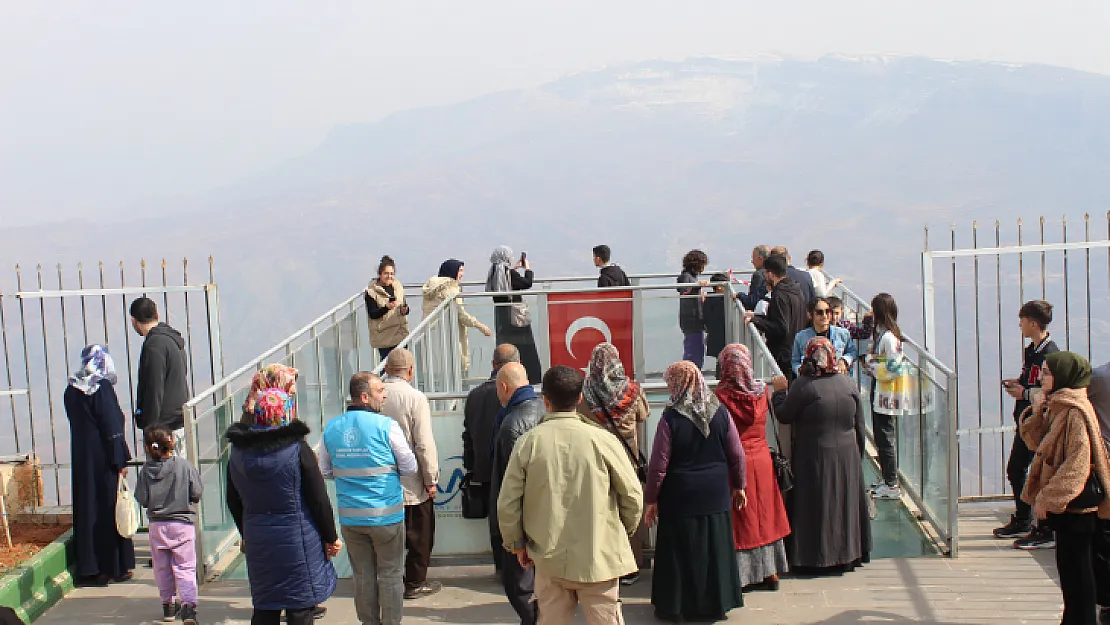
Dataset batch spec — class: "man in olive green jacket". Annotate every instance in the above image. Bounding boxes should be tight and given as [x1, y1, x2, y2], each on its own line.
[497, 365, 643, 624]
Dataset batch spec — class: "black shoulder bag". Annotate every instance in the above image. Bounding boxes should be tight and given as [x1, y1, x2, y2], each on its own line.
[765, 395, 795, 494]
[600, 406, 647, 482]
[460, 473, 490, 519]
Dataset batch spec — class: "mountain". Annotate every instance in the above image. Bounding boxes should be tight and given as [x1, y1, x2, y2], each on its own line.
[4, 55, 1110, 370]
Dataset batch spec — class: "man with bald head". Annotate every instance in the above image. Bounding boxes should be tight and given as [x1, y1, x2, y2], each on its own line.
[489, 362, 544, 625]
[463, 345, 520, 566]
[380, 348, 441, 599]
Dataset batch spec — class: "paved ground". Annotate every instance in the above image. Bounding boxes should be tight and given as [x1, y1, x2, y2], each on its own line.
[38, 505, 1065, 624]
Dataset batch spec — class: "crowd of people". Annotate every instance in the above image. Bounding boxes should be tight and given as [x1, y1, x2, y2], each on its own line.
[58, 246, 1110, 625]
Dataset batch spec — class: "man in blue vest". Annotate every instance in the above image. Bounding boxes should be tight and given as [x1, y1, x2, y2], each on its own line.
[319, 372, 418, 625]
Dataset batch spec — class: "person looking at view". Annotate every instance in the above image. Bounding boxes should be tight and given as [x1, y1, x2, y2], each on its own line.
[365, 255, 411, 361]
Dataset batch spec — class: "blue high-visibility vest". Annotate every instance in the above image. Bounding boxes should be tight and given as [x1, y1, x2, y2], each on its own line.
[322, 408, 404, 526]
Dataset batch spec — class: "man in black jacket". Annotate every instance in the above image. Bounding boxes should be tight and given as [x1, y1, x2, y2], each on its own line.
[772, 246, 816, 305]
[463, 344, 520, 565]
[593, 245, 631, 288]
[489, 362, 545, 625]
[746, 255, 808, 380]
[131, 297, 189, 453]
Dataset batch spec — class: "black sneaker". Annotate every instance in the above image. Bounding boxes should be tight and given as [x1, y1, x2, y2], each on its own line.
[1014, 526, 1055, 550]
[993, 514, 1033, 539]
[280, 606, 326, 622]
[162, 601, 180, 622]
[404, 581, 443, 600]
[178, 603, 197, 625]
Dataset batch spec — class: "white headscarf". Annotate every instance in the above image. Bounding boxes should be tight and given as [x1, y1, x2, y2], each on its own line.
[486, 245, 514, 293]
[69, 344, 118, 395]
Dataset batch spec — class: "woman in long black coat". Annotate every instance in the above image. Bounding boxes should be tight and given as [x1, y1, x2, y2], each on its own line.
[772, 337, 872, 572]
[486, 245, 542, 384]
[63, 344, 135, 584]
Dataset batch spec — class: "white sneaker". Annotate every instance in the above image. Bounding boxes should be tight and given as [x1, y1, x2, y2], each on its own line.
[872, 484, 901, 500]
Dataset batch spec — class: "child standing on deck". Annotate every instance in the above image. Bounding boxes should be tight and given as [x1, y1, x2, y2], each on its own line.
[136, 426, 204, 624]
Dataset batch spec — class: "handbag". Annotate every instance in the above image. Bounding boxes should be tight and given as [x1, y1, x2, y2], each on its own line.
[1066, 420, 1107, 510]
[599, 406, 647, 482]
[115, 474, 141, 539]
[766, 395, 795, 494]
[505, 270, 532, 327]
[460, 474, 490, 519]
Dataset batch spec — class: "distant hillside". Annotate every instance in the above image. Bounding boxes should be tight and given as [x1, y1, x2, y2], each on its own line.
[4, 55, 1110, 367]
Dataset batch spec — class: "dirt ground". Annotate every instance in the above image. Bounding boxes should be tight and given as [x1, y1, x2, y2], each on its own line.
[0, 523, 70, 575]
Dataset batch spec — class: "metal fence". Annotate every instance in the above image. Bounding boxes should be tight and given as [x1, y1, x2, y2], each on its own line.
[921, 213, 1110, 501]
[0, 258, 223, 508]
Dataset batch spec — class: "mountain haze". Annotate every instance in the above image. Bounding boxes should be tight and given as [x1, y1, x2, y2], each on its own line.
[4, 55, 1110, 366]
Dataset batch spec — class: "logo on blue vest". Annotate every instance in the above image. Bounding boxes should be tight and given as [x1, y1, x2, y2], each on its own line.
[342, 426, 361, 448]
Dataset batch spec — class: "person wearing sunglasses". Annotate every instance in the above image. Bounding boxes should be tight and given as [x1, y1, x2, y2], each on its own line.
[790, 297, 857, 377]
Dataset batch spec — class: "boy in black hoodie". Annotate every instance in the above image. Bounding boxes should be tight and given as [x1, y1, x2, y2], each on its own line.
[131, 297, 190, 454]
[995, 300, 1059, 549]
[593, 245, 631, 287]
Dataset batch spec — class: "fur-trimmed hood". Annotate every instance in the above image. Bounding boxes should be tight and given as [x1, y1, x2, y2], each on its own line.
[226, 420, 310, 452]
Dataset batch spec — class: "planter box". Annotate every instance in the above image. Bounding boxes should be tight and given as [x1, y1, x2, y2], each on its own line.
[0, 530, 73, 623]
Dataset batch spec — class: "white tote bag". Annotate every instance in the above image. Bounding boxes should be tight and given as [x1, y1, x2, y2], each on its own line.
[115, 474, 141, 539]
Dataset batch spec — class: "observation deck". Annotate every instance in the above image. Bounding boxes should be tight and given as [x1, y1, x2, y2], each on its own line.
[32, 270, 1066, 623]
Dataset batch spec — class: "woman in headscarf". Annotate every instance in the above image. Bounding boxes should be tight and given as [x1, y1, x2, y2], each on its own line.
[715, 344, 791, 591]
[422, 259, 492, 374]
[486, 245, 542, 383]
[1019, 351, 1110, 625]
[226, 387, 341, 625]
[645, 361, 746, 621]
[772, 337, 872, 573]
[63, 344, 136, 586]
[240, 363, 299, 425]
[579, 342, 651, 585]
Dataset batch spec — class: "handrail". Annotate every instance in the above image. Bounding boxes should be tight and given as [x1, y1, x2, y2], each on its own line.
[454, 280, 737, 299]
[186, 290, 364, 408]
[403, 269, 752, 290]
[370, 295, 454, 376]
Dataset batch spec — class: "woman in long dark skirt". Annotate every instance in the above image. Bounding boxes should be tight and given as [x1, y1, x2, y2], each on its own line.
[63, 344, 136, 585]
[486, 245, 542, 383]
[645, 361, 746, 622]
[772, 337, 872, 573]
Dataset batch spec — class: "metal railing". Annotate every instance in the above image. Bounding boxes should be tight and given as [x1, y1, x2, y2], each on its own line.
[184, 269, 958, 575]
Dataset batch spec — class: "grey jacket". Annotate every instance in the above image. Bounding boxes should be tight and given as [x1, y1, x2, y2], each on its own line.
[1089, 362, 1110, 447]
[135, 455, 203, 524]
[489, 397, 546, 540]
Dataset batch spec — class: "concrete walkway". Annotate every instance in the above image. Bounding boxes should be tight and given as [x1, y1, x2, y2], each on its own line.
[38, 505, 1065, 624]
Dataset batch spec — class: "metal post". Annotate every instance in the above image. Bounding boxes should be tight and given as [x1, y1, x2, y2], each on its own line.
[1085, 214, 1093, 361]
[631, 278, 646, 383]
[947, 369, 960, 556]
[119, 262, 139, 452]
[1062, 216, 1071, 351]
[14, 266, 37, 478]
[1039, 216, 1047, 300]
[35, 265, 62, 501]
[183, 403, 205, 579]
[994, 221, 1005, 494]
[921, 226, 935, 354]
[971, 223, 983, 497]
[77, 263, 89, 346]
[0, 294, 21, 453]
[182, 259, 198, 396]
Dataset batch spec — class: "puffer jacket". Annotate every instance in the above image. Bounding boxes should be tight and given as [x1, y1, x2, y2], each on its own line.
[422, 276, 485, 371]
[226, 421, 338, 610]
[1020, 387, 1110, 519]
[366, 281, 409, 349]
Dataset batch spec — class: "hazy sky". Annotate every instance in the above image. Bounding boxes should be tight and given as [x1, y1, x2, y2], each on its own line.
[2, 0, 1109, 226]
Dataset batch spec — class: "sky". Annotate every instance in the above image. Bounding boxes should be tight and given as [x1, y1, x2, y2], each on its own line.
[2, 0, 1109, 227]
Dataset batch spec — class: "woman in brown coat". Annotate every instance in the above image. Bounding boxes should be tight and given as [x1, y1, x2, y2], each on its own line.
[1020, 351, 1110, 625]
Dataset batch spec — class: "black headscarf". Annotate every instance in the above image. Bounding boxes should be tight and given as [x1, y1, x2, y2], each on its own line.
[1045, 351, 1092, 392]
[438, 259, 464, 279]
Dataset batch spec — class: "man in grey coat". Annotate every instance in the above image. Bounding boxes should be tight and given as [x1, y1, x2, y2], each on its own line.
[489, 363, 545, 625]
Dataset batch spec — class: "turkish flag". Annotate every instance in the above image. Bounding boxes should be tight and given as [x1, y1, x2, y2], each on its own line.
[547, 290, 635, 376]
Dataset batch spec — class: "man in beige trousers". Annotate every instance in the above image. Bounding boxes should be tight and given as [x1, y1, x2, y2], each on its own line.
[497, 365, 644, 624]
[380, 349, 441, 599]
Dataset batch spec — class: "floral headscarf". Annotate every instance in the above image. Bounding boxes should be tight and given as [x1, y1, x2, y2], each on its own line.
[664, 360, 717, 437]
[582, 343, 641, 421]
[69, 344, 118, 395]
[485, 245, 514, 293]
[253, 388, 294, 428]
[243, 364, 299, 418]
[804, 337, 839, 376]
[716, 344, 765, 397]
